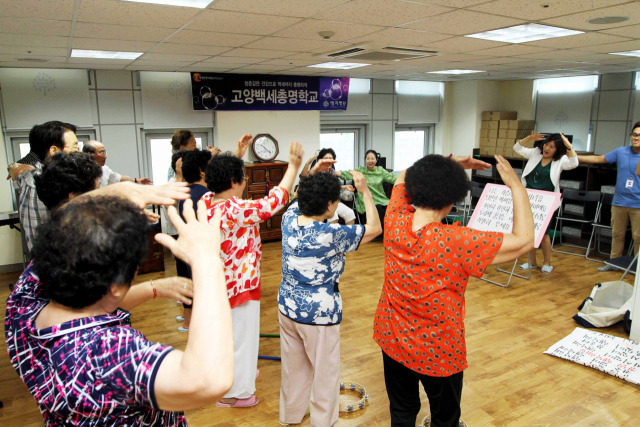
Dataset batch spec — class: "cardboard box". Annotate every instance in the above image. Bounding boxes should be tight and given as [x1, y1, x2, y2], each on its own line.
[499, 129, 519, 139]
[508, 120, 535, 129]
[488, 129, 498, 138]
[480, 128, 490, 138]
[488, 138, 498, 147]
[479, 147, 490, 156]
[482, 120, 499, 130]
[482, 111, 517, 121]
[500, 120, 512, 129]
[486, 146, 496, 156]
[497, 138, 513, 148]
[481, 137, 496, 147]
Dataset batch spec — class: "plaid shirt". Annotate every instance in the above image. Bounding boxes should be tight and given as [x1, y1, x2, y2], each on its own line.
[5, 264, 186, 426]
[12, 161, 49, 251]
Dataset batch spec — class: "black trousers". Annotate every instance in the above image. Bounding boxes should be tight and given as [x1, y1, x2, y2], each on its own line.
[173, 235, 193, 309]
[358, 204, 387, 230]
[382, 351, 463, 427]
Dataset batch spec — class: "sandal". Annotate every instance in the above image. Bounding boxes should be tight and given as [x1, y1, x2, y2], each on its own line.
[178, 326, 189, 333]
[518, 263, 539, 270]
[541, 265, 554, 274]
[176, 315, 185, 322]
[216, 395, 259, 408]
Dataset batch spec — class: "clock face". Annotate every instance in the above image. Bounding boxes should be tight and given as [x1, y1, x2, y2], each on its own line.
[252, 134, 279, 161]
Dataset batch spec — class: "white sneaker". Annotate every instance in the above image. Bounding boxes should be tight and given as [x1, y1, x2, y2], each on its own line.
[518, 263, 539, 270]
[176, 315, 185, 322]
[541, 265, 554, 274]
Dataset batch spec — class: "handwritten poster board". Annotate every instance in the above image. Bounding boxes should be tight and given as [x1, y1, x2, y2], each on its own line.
[545, 328, 640, 386]
[467, 184, 561, 248]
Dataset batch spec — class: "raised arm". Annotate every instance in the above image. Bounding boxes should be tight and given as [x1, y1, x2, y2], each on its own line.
[352, 170, 382, 244]
[153, 201, 233, 410]
[233, 133, 253, 159]
[118, 277, 194, 311]
[81, 181, 190, 210]
[490, 155, 535, 265]
[299, 154, 318, 177]
[577, 154, 607, 164]
[277, 142, 304, 194]
[560, 133, 577, 158]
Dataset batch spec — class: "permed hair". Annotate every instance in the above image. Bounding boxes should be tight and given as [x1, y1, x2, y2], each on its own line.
[171, 129, 194, 150]
[297, 172, 341, 216]
[35, 152, 102, 210]
[205, 153, 245, 193]
[171, 150, 189, 173]
[32, 196, 149, 309]
[405, 155, 470, 210]
[533, 133, 567, 161]
[318, 148, 337, 160]
[29, 121, 77, 161]
[182, 149, 212, 184]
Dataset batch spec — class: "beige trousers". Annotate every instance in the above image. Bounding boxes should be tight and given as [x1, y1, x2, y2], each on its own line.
[278, 312, 340, 427]
[610, 205, 640, 259]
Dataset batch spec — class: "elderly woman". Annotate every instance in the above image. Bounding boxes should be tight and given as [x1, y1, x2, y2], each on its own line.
[337, 149, 397, 228]
[5, 189, 234, 425]
[515, 132, 578, 273]
[278, 170, 382, 426]
[373, 154, 534, 427]
[203, 141, 303, 408]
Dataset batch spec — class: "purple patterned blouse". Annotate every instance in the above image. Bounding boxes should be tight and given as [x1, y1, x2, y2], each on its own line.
[5, 264, 187, 426]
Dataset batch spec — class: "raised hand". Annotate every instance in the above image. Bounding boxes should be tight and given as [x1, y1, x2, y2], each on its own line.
[309, 158, 337, 174]
[234, 133, 253, 158]
[494, 155, 522, 189]
[560, 133, 573, 150]
[207, 146, 222, 157]
[453, 155, 491, 170]
[521, 132, 545, 145]
[350, 170, 369, 194]
[288, 142, 304, 169]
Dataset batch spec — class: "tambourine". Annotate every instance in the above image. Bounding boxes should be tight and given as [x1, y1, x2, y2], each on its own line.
[339, 382, 369, 413]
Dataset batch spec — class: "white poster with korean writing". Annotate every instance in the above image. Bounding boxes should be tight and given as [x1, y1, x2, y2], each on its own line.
[467, 184, 561, 248]
[545, 328, 640, 386]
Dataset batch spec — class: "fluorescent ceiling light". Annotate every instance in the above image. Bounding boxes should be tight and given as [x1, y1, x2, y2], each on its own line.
[610, 50, 640, 58]
[466, 24, 583, 44]
[307, 62, 371, 70]
[426, 69, 485, 75]
[71, 49, 143, 60]
[120, 0, 214, 7]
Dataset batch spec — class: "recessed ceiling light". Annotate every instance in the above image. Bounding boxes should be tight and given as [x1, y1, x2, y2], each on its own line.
[426, 70, 485, 75]
[466, 23, 583, 44]
[120, 0, 214, 7]
[307, 62, 371, 69]
[609, 50, 640, 58]
[588, 16, 629, 25]
[71, 49, 143, 60]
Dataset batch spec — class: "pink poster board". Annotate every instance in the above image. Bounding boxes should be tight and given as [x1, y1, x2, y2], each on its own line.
[467, 184, 561, 248]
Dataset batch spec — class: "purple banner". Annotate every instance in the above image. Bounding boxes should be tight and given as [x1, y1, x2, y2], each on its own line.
[191, 72, 349, 111]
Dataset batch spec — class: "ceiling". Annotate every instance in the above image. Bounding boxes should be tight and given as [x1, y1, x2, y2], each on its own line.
[1, 0, 640, 81]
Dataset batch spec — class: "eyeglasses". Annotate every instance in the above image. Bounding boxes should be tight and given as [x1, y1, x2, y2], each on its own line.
[631, 133, 640, 139]
[97, 150, 107, 155]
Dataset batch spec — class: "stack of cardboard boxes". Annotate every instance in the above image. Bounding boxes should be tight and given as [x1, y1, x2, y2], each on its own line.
[479, 111, 535, 158]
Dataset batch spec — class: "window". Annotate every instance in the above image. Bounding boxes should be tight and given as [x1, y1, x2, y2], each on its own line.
[8, 130, 95, 163]
[319, 128, 361, 171]
[145, 132, 208, 186]
[393, 127, 432, 171]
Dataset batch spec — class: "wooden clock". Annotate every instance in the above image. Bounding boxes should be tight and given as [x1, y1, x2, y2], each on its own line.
[251, 134, 279, 162]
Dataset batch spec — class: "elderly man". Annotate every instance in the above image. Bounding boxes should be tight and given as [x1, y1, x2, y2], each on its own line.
[83, 140, 152, 187]
[7, 121, 79, 251]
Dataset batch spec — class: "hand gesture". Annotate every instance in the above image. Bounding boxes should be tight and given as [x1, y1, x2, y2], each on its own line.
[138, 177, 153, 185]
[494, 155, 522, 189]
[234, 133, 253, 158]
[342, 184, 355, 192]
[305, 154, 318, 166]
[207, 146, 222, 157]
[288, 142, 304, 169]
[350, 170, 369, 194]
[147, 277, 194, 305]
[156, 199, 222, 267]
[522, 132, 545, 145]
[7, 163, 35, 180]
[97, 181, 189, 209]
[310, 158, 337, 174]
[560, 133, 573, 150]
[453, 155, 491, 170]
[144, 208, 161, 223]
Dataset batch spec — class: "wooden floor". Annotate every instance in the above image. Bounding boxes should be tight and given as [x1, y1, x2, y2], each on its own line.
[1, 241, 640, 426]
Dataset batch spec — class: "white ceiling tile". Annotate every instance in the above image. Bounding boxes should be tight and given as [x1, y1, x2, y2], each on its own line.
[271, 19, 382, 42]
[242, 37, 336, 52]
[232, 64, 297, 72]
[0, 61, 68, 69]
[74, 22, 174, 42]
[514, 50, 618, 61]
[0, 34, 69, 48]
[542, 3, 640, 31]
[125, 64, 183, 71]
[220, 48, 290, 59]
[402, 10, 524, 35]
[186, 9, 302, 35]
[166, 30, 261, 47]
[0, 46, 68, 57]
[408, 0, 493, 7]
[470, 0, 630, 21]
[0, 0, 76, 20]
[314, 0, 452, 27]
[347, 28, 452, 47]
[140, 52, 211, 62]
[77, 0, 200, 28]
[475, 44, 557, 57]
[579, 40, 640, 53]
[0, 18, 71, 36]
[259, 58, 322, 66]
[152, 43, 231, 56]
[71, 38, 156, 52]
[600, 24, 640, 39]
[420, 36, 508, 53]
[524, 32, 631, 49]
[209, 0, 351, 18]
[200, 56, 257, 64]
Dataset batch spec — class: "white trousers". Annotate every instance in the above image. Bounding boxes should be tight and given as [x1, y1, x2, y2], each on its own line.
[279, 312, 340, 427]
[224, 299, 260, 399]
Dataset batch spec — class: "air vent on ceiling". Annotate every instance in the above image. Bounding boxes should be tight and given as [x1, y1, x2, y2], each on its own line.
[318, 44, 437, 62]
[16, 57, 49, 62]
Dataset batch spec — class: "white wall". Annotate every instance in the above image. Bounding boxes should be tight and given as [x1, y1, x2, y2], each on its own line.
[500, 80, 535, 120]
[215, 110, 320, 165]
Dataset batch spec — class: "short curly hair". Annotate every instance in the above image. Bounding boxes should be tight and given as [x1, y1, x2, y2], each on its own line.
[318, 148, 336, 160]
[533, 133, 567, 161]
[297, 172, 341, 216]
[32, 196, 149, 309]
[405, 155, 469, 210]
[171, 130, 194, 150]
[35, 152, 102, 210]
[171, 150, 189, 173]
[205, 153, 244, 193]
[182, 149, 212, 184]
